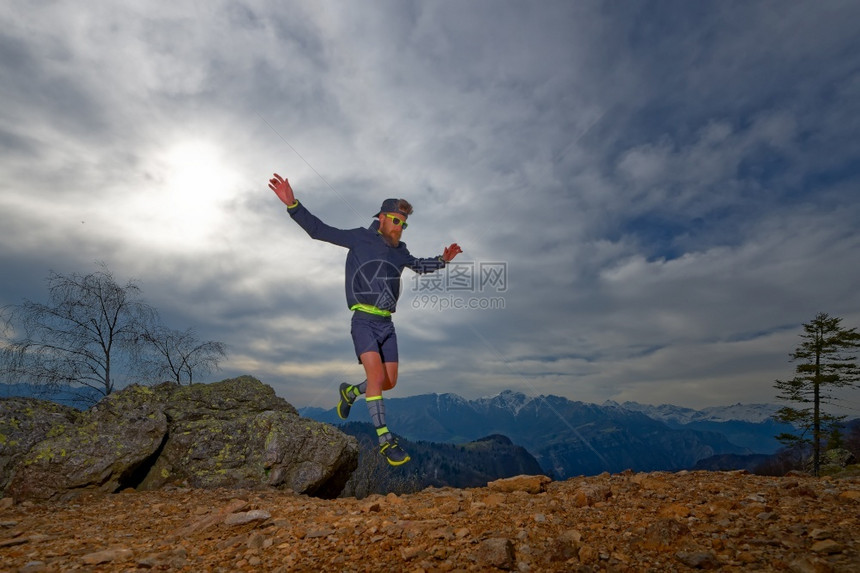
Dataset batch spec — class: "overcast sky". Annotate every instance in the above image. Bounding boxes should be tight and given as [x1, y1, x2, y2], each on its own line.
[2, 1, 859, 414]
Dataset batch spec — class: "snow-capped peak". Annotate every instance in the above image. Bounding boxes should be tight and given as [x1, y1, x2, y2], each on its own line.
[475, 389, 535, 415]
[616, 401, 780, 424]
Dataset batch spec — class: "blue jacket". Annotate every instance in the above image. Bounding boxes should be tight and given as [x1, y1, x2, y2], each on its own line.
[288, 201, 447, 313]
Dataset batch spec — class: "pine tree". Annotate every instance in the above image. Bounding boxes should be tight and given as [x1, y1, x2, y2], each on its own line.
[773, 312, 860, 476]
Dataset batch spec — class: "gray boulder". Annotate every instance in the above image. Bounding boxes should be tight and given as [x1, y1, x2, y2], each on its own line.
[4, 392, 168, 501]
[817, 448, 858, 474]
[0, 397, 80, 492]
[134, 378, 358, 497]
[2, 376, 358, 501]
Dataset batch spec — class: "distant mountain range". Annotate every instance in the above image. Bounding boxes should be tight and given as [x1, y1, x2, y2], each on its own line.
[299, 390, 804, 479]
[0, 383, 102, 409]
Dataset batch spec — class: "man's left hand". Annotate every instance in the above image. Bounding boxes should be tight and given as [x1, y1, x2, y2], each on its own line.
[442, 243, 463, 262]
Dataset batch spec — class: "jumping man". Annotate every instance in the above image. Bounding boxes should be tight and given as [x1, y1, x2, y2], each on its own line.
[269, 173, 462, 466]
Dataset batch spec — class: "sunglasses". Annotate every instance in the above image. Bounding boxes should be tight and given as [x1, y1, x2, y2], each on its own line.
[384, 214, 408, 229]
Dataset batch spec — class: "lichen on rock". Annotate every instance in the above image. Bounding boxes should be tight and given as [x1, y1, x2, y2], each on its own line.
[0, 397, 81, 493]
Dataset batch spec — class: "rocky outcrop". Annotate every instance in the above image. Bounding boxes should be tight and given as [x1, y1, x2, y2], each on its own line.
[814, 448, 858, 475]
[1, 376, 358, 501]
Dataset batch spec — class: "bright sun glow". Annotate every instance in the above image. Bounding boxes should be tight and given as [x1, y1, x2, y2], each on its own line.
[141, 140, 241, 248]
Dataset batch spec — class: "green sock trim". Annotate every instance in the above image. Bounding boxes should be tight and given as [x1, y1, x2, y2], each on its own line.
[376, 426, 390, 437]
[366, 395, 383, 402]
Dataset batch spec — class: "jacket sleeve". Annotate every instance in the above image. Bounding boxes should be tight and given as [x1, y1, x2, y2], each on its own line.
[287, 201, 355, 248]
[406, 254, 448, 275]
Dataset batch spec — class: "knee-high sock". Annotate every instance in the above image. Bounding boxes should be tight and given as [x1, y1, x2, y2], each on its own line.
[366, 395, 391, 444]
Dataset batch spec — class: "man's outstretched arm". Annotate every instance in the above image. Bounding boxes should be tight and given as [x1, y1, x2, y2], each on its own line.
[408, 243, 463, 274]
[268, 172, 355, 247]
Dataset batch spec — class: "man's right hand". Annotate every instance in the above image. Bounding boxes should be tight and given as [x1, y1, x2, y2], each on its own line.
[269, 173, 296, 206]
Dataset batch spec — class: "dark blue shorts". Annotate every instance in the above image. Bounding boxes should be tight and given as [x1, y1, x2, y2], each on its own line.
[350, 313, 398, 364]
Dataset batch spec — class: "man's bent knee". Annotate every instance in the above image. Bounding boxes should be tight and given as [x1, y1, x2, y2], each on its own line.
[382, 363, 398, 391]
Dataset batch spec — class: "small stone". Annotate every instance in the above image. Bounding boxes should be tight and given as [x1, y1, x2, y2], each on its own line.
[610, 551, 630, 564]
[675, 550, 718, 569]
[137, 555, 160, 568]
[436, 500, 461, 514]
[809, 529, 831, 540]
[810, 539, 843, 554]
[572, 484, 612, 507]
[548, 530, 581, 562]
[791, 486, 817, 498]
[487, 475, 551, 494]
[533, 513, 546, 523]
[173, 499, 248, 536]
[18, 561, 47, 573]
[483, 493, 507, 507]
[659, 503, 690, 519]
[81, 547, 134, 565]
[217, 534, 246, 550]
[837, 490, 860, 502]
[641, 519, 691, 550]
[578, 544, 598, 565]
[0, 498, 14, 510]
[429, 526, 454, 540]
[476, 538, 516, 570]
[247, 533, 265, 549]
[224, 510, 271, 526]
[788, 556, 833, 573]
[401, 546, 427, 561]
[632, 476, 671, 491]
[737, 551, 759, 564]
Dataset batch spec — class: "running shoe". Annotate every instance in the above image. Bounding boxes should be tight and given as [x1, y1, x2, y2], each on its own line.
[337, 383, 356, 420]
[379, 440, 411, 466]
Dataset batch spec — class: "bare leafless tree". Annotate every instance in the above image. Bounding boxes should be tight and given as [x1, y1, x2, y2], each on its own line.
[0, 262, 157, 401]
[139, 325, 227, 385]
